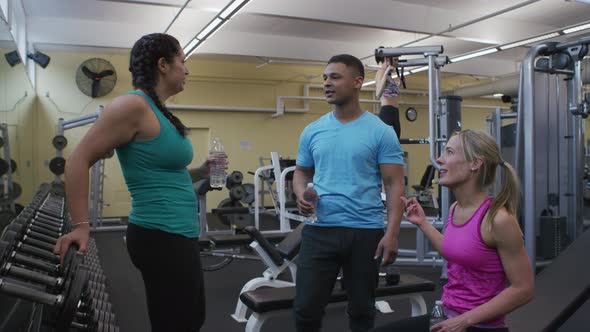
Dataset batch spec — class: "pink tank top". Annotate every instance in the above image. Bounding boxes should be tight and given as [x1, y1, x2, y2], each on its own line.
[441, 198, 507, 328]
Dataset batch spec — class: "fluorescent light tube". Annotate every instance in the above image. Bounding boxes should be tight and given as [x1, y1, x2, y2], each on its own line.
[183, 38, 200, 53]
[563, 22, 590, 34]
[197, 17, 223, 40]
[220, 0, 248, 19]
[451, 48, 497, 63]
[362, 80, 375, 87]
[184, 39, 202, 58]
[411, 66, 429, 73]
[499, 32, 560, 50]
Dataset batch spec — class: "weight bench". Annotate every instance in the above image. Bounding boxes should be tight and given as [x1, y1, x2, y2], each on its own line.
[205, 232, 288, 247]
[239, 274, 435, 332]
[507, 228, 590, 331]
[231, 222, 305, 322]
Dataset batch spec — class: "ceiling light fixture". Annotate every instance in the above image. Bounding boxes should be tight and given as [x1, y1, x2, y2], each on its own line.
[565, 0, 590, 5]
[183, 0, 251, 59]
[451, 48, 498, 63]
[410, 66, 429, 73]
[499, 32, 561, 50]
[563, 22, 590, 34]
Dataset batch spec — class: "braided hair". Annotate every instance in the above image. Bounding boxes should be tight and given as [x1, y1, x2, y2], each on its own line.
[129, 33, 187, 136]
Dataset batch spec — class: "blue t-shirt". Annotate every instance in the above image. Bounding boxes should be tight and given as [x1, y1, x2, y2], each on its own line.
[296, 111, 404, 229]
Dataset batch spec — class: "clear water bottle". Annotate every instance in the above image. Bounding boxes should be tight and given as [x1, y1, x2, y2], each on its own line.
[302, 183, 318, 223]
[430, 300, 445, 327]
[209, 137, 227, 188]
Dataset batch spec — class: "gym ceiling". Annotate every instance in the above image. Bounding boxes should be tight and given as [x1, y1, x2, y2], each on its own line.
[14, 0, 590, 77]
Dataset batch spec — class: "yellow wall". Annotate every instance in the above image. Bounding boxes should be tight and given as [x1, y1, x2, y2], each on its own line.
[19, 49, 588, 217]
[0, 48, 36, 205]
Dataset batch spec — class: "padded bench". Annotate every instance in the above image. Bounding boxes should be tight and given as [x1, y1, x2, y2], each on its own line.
[231, 223, 305, 322]
[239, 274, 435, 332]
[199, 232, 288, 248]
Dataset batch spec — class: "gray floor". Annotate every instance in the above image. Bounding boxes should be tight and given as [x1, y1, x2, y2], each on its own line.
[90, 217, 590, 332]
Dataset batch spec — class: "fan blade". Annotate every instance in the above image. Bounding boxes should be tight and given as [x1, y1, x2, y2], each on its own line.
[82, 66, 98, 79]
[96, 69, 114, 78]
[91, 80, 100, 98]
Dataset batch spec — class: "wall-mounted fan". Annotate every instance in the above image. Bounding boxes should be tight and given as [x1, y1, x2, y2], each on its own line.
[75, 58, 117, 98]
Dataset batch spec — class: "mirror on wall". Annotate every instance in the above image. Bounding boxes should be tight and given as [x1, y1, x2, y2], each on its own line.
[0, 17, 35, 215]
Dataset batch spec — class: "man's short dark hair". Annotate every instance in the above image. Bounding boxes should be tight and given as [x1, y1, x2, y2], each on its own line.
[328, 54, 365, 78]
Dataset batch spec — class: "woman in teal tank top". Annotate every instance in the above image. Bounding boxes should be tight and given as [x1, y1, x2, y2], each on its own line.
[53, 33, 210, 332]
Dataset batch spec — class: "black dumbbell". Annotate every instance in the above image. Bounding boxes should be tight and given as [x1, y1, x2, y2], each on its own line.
[39, 210, 65, 220]
[0, 240, 86, 293]
[71, 320, 119, 332]
[226, 170, 244, 189]
[0, 264, 89, 332]
[84, 298, 113, 314]
[380, 265, 400, 286]
[13, 217, 64, 238]
[0, 232, 81, 282]
[12, 218, 63, 243]
[73, 308, 118, 329]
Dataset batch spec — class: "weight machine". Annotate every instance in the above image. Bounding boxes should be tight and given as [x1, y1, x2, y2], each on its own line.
[490, 37, 590, 267]
[53, 107, 124, 231]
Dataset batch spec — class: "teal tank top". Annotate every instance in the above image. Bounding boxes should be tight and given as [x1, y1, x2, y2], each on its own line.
[116, 90, 198, 238]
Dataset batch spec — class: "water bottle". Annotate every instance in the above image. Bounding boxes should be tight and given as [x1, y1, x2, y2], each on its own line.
[302, 183, 318, 223]
[209, 137, 227, 188]
[430, 300, 445, 327]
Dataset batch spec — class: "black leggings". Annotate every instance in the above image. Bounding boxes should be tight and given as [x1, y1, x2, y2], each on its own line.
[126, 223, 206, 332]
[378, 105, 401, 138]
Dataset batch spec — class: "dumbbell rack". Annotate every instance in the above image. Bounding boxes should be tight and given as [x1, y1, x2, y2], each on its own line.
[0, 123, 17, 214]
[0, 182, 119, 332]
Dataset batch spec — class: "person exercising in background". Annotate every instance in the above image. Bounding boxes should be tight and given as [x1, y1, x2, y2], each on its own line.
[375, 55, 402, 138]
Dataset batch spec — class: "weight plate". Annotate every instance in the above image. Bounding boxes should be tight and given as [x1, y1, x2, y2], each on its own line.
[49, 157, 66, 176]
[56, 263, 88, 332]
[52, 135, 68, 150]
[229, 185, 245, 201]
[227, 171, 243, 187]
[9, 182, 21, 201]
[0, 159, 8, 176]
[9, 159, 16, 173]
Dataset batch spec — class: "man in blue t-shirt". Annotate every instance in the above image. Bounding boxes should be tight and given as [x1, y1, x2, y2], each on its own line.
[293, 54, 405, 332]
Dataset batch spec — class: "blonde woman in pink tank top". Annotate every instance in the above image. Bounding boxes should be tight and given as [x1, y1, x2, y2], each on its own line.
[401, 130, 534, 332]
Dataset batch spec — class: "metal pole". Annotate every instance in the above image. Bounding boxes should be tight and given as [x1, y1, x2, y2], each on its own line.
[571, 60, 585, 241]
[376, 46, 443, 57]
[427, 54, 440, 171]
[494, 108, 503, 195]
[521, 44, 548, 268]
[63, 117, 99, 130]
[61, 111, 100, 126]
